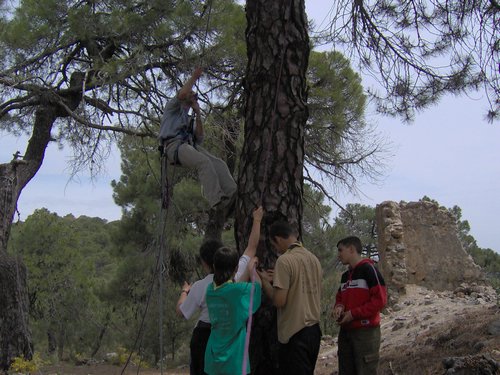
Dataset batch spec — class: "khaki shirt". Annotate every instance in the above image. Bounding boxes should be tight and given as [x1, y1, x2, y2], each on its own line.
[273, 245, 322, 343]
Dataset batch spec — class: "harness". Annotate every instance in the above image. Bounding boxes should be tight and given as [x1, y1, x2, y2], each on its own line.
[160, 115, 196, 165]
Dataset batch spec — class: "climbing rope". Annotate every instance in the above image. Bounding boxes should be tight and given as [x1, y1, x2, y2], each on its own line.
[241, 265, 257, 375]
[200, 0, 214, 59]
[119, 213, 168, 375]
[157, 178, 171, 375]
[154, 0, 215, 373]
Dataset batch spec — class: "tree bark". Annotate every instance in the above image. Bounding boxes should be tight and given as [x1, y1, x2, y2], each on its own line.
[237, 0, 309, 247]
[238, 0, 310, 373]
[0, 105, 55, 369]
[47, 330, 57, 355]
[204, 207, 226, 241]
[90, 312, 111, 358]
[0, 252, 32, 371]
[57, 325, 65, 361]
[0, 72, 84, 370]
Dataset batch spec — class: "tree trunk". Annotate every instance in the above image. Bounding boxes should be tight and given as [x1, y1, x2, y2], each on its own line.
[57, 325, 65, 361]
[204, 208, 226, 241]
[0, 72, 84, 369]
[237, 0, 309, 246]
[91, 311, 111, 358]
[238, 0, 310, 373]
[47, 330, 57, 355]
[0, 106, 55, 369]
[0, 252, 32, 371]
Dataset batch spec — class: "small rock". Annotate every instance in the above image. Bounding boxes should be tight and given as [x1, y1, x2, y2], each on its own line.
[392, 322, 405, 331]
[487, 320, 500, 336]
[105, 352, 118, 361]
[473, 341, 485, 352]
[442, 357, 455, 369]
[392, 304, 403, 312]
[491, 350, 500, 360]
[465, 298, 480, 306]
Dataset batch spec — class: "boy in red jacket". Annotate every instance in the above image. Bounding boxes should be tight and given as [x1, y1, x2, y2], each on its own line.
[333, 236, 387, 375]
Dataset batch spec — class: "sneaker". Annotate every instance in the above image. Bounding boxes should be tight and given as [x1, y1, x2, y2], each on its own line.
[210, 196, 226, 211]
[209, 193, 236, 216]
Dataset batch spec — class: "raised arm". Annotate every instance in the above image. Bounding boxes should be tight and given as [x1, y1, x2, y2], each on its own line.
[178, 67, 203, 101]
[236, 206, 264, 282]
[243, 206, 264, 258]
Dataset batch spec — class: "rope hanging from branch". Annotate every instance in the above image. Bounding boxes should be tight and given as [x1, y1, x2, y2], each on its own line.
[122, 1, 216, 374]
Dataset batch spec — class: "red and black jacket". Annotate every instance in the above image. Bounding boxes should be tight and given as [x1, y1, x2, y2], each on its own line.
[335, 258, 387, 330]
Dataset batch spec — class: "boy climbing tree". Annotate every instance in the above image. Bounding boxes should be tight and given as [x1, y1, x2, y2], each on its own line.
[159, 67, 236, 213]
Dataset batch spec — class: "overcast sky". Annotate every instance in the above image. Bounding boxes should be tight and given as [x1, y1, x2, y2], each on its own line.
[1, 1, 499, 251]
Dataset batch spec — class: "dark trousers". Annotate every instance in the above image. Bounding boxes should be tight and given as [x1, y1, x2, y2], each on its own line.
[278, 323, 321, 375]
[338, 326, 381, 375]
[190, 321, 211, 375]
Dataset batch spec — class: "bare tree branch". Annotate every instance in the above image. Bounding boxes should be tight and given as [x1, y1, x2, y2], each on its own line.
[55, 99, 153, 138]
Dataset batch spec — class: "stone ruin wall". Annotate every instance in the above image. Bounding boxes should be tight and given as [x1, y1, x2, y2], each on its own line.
[376, 200, 483, 294]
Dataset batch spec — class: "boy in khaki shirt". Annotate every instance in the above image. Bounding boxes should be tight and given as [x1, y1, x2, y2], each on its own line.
[259, 220, 322, 375]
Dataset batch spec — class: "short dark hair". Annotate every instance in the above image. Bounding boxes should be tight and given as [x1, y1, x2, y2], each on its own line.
[199, 239, 223, 273]
[337, 236, 363, 255]
[269, 221, 298, 241]
[213, 247, 239, 286]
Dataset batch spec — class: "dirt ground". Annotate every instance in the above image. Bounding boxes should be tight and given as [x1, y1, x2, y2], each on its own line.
[41, 363, 189, 375]
[41, 284, 499, 375]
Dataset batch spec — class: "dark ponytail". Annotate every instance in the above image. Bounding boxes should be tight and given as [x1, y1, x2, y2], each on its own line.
[213, 247, 239, 286]
[199, 239, 222, 273]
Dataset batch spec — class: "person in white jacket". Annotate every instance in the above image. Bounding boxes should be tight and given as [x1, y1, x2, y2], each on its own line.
[176, 239, 221, 375]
